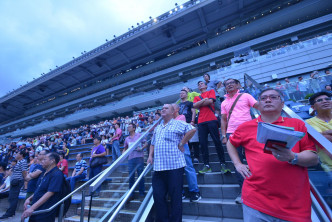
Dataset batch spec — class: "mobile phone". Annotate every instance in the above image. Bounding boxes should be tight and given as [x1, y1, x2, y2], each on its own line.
[264, 139, 287, 154]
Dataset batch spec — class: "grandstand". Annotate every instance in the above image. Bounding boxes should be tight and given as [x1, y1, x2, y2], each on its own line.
[0, 0, 332, 221]
[0, 0, 331, 138]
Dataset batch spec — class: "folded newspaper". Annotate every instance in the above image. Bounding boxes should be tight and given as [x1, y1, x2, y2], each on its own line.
[257, 122, 305, 150]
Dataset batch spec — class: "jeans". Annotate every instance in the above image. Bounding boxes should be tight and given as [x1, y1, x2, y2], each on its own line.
[112, 140, 121, 162]
[243, 204, 289, 222]
[226, 133, 244, 189]
[184, 144, 199, 193]
[128, 157, 145, 196]
[5, 179, 24, 216]
[198, 120, 225, 166]
[152, 168, 184, 222]
[89, 165, 103, 193]
[67, 173, 86, 191]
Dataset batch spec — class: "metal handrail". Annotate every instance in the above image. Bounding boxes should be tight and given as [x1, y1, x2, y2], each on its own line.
[21, 167, 104, 222]
[89, 118, 162, 193]
[107, 164, 153, 222]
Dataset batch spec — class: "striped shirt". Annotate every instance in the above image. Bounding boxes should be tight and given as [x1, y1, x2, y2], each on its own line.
[151, 119, 194, 171]
[74, 160, 88, 176]
[11, 159, 28, 181]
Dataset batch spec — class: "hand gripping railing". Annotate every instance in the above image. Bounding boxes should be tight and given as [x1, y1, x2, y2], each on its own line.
[282, 105, 332, 221]
[20, 169, 104, 222]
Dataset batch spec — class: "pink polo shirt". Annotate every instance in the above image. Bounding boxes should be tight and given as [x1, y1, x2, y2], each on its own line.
[221, 91, 257, 133]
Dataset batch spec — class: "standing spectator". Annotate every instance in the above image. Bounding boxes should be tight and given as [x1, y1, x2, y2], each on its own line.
[0, 150, 28, 219]
[178, 89, 200, 162]
[111, 123, 122, 162]
[227, 88, 318, 221]
[89, 137, 106, 197]
[309, 71, 321, 93]
[22, 153, 63, 222]
[182, 86, 200, 102]
[306, 92, 332, 171]
[25, 153, 45, 199]
[325, 85, 332, 94]
[203, 73, 221, 93]
[285, 78, 297, 100]
[122, 123, 147, 201]
[221, 78, 258, 204]
[324, 69, 332, 87]
[57, 153, 68, 178]
[297, 76, 308, 99]
[193, 81, 230, 174]
[66, 153, 87, 191]
[147, 104, 196, 222]
[172, 104, 201, 202]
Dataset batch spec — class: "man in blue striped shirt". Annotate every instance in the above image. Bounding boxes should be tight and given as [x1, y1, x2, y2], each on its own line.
[147, 104, 196, 222]
[66, 153, 87, 191]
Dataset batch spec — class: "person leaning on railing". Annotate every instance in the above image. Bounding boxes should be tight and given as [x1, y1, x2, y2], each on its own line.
[227, 88, 319, 222]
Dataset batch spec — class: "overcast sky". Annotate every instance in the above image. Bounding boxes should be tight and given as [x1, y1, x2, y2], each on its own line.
[0, 0, 187, 98]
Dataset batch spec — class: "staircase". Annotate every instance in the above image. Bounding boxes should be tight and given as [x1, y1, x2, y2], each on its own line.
[63, 138, 244, 221]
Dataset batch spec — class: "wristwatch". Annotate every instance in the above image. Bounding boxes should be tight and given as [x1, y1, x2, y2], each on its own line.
[288, 153, 298, 165]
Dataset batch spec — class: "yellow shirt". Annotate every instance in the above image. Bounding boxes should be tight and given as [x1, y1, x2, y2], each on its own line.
[306, 117, 332, 171]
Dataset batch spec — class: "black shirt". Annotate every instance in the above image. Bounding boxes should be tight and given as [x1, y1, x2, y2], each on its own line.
[179, 101, 194, 124]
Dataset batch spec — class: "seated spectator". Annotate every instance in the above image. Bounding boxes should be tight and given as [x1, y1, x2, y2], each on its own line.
[0, 162, 5, 185]
[66, 153, 87, 191]
[0, 167, 11, 199]
[57, 144, 69, 159]
[22, 152, 64, 221]
[324, 85, 332, 94]
[70, 137, 77, 147]
[57, 153, 68, 178]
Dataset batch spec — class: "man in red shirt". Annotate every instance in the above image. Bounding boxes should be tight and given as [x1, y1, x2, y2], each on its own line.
[227, 88, 319, 222]
[193, 81, 230, 174]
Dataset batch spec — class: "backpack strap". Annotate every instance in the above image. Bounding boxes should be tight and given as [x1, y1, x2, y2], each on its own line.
[226, 93, 243, 131]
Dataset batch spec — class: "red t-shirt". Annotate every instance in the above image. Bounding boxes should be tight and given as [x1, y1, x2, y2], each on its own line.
[193, 90, 217, 124]
[229, 116, 316, 222]
[57, 159, 68, 177]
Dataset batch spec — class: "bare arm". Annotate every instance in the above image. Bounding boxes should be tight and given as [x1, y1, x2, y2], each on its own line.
[76, 167, 84, 176]
[253, 102, 259, 109]
[221, 114, 227, 136]
[226, 141, 251, 179]
[322, 130, 332, 142]
[22, 170, 27, 180]
[147, 145, 154, 164]
[180, 129, 196, 145]
[72, 168, 76, 177]
[191, 108, 196, 123]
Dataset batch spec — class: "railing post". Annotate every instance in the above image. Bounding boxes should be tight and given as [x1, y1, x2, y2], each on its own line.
[88, 192, 93, 222]
[80, 190, 86, 222]
[58, 202, 64, 222]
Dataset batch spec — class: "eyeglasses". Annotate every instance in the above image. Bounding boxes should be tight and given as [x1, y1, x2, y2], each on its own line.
[225, 81, 236, 86]
[259, 95, 281, 101]
[315, 97, 331, 103]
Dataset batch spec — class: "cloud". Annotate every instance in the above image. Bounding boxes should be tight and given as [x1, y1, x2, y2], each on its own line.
[0, 0, 187, 98]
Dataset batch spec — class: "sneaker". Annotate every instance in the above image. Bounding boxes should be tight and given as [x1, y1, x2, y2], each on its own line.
[190, 192, 201, 202]
[235, 192, 242, 204]
[193, 158, 199, 164]
[0, 215, 11, 219]
[182, 193, 186, 200]
[199, 165, 212, 174]
[220, 163, 231, 174]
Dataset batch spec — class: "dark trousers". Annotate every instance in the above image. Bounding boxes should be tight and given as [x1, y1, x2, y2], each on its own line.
[0, 191, 9, 199]
[226, 133, 245, 189]
[67, 173, 86, 191]
[198, 121, 225, 166]
[152, 168, 184, 222]
[5, 179, 24, 216]
[128, 157, 145, 196]
[188, 142, 200, 159]
[89, 165, 103, 193]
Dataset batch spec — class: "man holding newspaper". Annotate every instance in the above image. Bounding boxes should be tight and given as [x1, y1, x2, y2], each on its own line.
[227, 88, 319, 222]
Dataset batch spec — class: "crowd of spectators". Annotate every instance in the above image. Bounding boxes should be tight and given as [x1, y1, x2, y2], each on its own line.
[0, 67, 330, 221]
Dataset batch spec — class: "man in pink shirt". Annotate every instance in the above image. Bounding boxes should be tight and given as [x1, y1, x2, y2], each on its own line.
[111, 123, 123, 162]
[220, 78, 258, 204]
